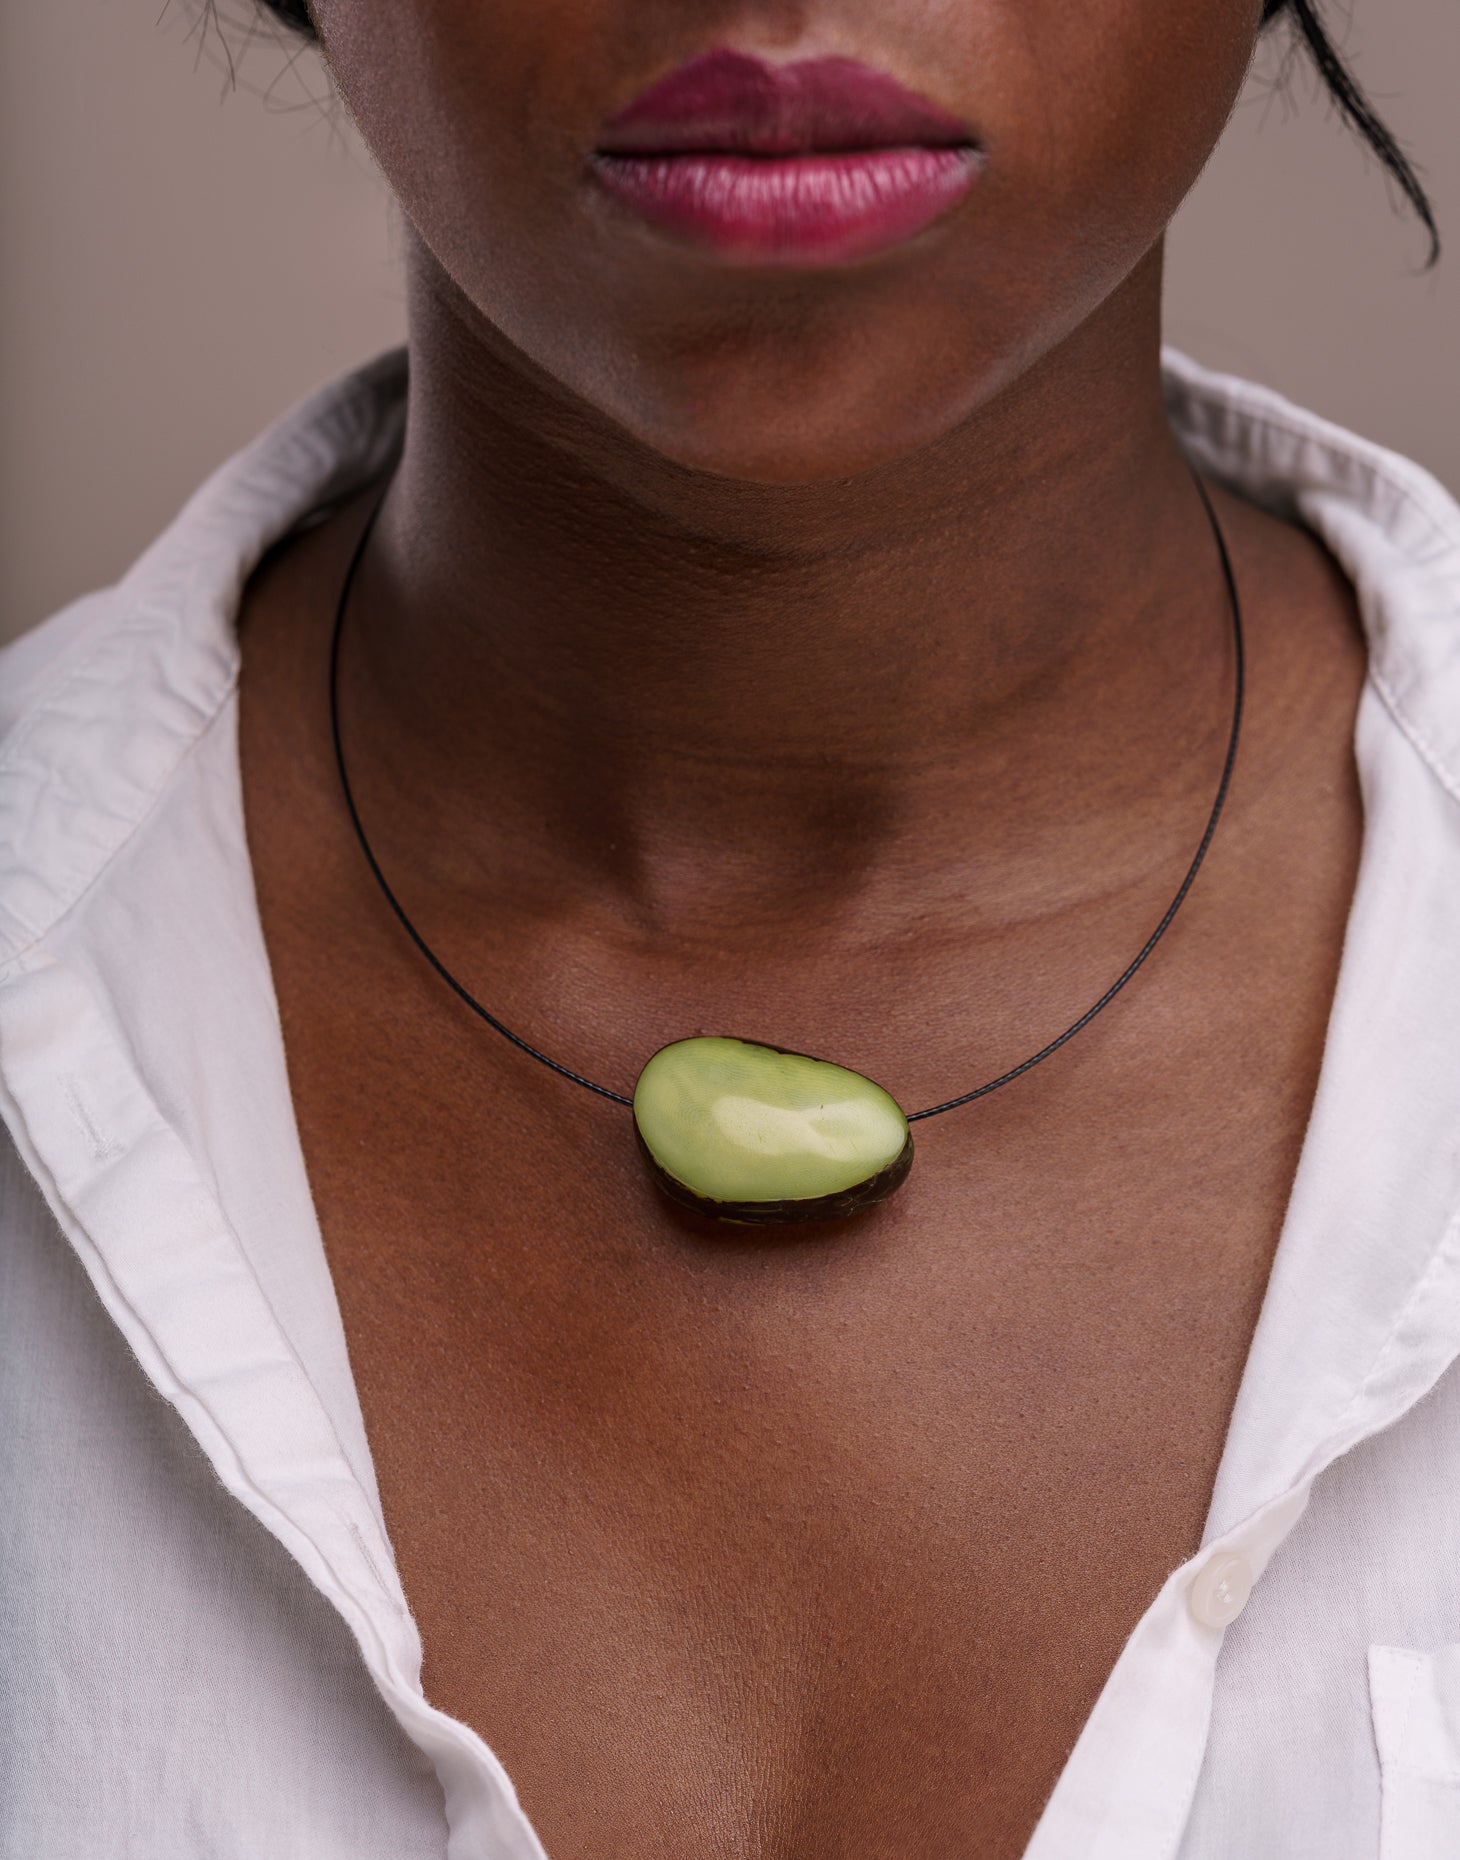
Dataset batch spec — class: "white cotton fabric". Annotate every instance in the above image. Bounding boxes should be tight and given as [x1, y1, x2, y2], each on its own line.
[3, 345, 1460, 1860]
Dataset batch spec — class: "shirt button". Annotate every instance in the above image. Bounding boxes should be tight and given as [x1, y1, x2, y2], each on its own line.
[1189, 1550, 1253, 1629]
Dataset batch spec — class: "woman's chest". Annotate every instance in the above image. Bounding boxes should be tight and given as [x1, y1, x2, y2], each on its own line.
[289, 1024, 1304, 1860]
[241, 569, 1362, 1852]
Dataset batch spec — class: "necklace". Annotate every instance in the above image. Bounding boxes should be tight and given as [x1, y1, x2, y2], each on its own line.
[329, 470, 1244, 1227]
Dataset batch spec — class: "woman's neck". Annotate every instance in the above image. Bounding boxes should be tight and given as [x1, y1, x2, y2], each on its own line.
[341, 235, 1236, 942]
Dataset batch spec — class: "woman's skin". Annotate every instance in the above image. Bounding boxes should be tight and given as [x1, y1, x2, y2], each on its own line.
[236, 1, 1369, 1853]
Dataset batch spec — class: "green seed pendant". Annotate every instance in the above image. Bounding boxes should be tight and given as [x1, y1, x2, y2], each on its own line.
[632, 1035, 913, 1225]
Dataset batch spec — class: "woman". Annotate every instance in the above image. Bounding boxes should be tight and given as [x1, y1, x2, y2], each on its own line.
[2, 1, 1455, 1855]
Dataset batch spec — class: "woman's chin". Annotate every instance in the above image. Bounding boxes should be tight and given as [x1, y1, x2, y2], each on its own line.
[597, 368, 981, 484]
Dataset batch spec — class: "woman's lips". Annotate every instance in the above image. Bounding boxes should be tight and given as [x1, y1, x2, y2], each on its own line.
[590, 47, 981, 265]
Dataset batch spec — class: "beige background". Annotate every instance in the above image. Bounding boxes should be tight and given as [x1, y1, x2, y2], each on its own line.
[2, 0, 1455, 643]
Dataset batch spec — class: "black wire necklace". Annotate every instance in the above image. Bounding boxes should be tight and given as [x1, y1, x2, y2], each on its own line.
[330, 469, 1244, 1227]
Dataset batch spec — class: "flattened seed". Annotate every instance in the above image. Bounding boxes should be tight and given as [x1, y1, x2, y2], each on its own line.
[632, 1036, 912, 1224]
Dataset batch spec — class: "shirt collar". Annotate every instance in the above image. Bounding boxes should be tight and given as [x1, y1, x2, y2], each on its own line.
[1159, 348, 1460, 1534]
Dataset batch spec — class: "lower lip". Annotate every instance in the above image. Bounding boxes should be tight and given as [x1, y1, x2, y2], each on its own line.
[588, 146, 980, 265]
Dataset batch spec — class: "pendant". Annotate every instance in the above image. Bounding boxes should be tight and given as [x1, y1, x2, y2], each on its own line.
[632, 1035, 913, 1225]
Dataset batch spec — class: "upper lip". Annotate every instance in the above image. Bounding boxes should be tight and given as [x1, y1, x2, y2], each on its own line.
[595, 47, 976, 156]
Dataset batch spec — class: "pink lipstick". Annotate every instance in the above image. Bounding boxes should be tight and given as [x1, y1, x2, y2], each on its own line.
[591, 48, 981, 266]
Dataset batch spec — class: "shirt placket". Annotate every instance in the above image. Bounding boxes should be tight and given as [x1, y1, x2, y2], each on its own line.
[1029, 662, 1460, 1855]
[0, 951, 551, 1860]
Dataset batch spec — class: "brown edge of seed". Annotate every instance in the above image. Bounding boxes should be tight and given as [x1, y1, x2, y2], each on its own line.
[634, 1124, 915, 1227]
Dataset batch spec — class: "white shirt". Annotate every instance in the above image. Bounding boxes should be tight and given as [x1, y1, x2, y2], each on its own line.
[4, 346, 1460, 1860]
